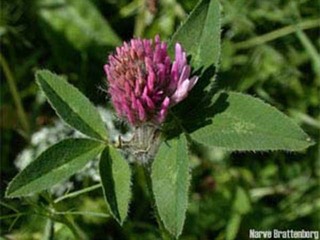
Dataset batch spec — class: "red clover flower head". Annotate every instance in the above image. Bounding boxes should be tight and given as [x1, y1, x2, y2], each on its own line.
[104, 35, 198, 127]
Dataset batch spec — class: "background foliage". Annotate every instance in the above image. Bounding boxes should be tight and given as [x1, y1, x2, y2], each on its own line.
[1, 0, 319, 239]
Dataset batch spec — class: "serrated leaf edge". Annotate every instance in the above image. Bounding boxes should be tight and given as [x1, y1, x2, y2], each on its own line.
[5, 138, 104, 198]
[99, 146, 132, 225]
[154, 135, 191, 238]
[191, 91, 315, 152]
[36, 70, 108, 141]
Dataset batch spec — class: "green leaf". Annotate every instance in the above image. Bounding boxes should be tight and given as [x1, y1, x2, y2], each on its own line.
[233, 186, 251, 214]
[6, 138, 104, 198]
[36, 70, 108, 140]
[225, 214, 242, 240]
[151, 135, 190, 238]
[99, 147, 131, 225]
[37, 0, 120, 52]
[36, 0, 121, 83]
[169, 0, 221, 71]
[191, 92, 314, 151]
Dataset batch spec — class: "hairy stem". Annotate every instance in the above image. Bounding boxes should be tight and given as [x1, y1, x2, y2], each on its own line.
[54, 183, 102, 203]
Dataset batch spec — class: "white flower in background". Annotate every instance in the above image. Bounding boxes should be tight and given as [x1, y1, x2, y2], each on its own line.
[15, 107, 122, 196]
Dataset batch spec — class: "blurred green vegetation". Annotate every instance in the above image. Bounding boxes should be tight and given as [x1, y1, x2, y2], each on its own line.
[1, 0, 319, 239]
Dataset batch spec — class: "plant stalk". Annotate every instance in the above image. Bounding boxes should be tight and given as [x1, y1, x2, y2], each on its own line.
[235, 18, 320, 49]
[54, 183, 102, 204]
[49, 213, 88, 240]
[0, 52, 30, 138]
[295, 29, 320, 78]
[62, 215, 88, 240]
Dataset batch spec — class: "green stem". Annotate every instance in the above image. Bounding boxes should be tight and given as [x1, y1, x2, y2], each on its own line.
[234, 18, 320, 50]
[0, 52, 30, 138]
[41, 196, 90, 240]
[54, 183, 101, 203]
[54, 211, 109, 218]
[43, 219, 55, 240]
[0, 212, 28, 220]
[57, 215, 88, 240]
[0, 200, 19, 213]
[143, 165, 173, 240]
[288, 109, 320, 129]
[134, 0, 147, 37]
[295, 29, 320, 78]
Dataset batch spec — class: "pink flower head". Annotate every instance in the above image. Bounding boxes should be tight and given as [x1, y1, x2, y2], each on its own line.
[104, 35, 198, 126]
